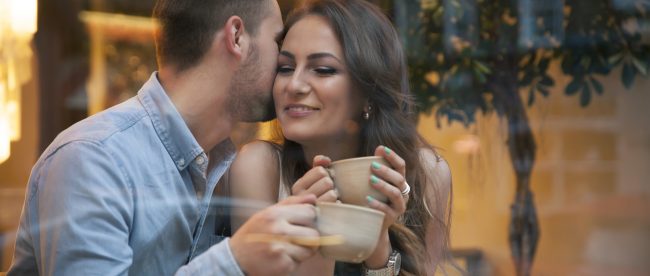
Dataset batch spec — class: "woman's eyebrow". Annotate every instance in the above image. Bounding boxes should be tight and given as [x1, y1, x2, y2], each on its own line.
[307, 52, 342, 63]
[279, 51, 295, 60]
[279, 51, 343, 64]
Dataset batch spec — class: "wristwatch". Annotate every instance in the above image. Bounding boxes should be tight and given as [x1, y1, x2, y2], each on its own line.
[363, 250, 401, 276]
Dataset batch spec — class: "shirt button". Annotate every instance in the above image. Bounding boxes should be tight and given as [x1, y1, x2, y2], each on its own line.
[178, 158, 185, 166]
[196, 156, 205, 165]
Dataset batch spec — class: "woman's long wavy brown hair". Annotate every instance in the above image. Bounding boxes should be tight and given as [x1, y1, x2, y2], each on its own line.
[273, 0, 453, 274]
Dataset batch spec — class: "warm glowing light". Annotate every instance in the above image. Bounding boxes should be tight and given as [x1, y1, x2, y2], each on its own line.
[453, 134, 481, 154]
[0, 82, 8, 163]
[6, 58, 21, 141]
[425, 71, 441, 85]
[0, 121, 11, 163]
[0, 0, 38, 164]
[79, 11, 159, 115]
[8, 100, 20, 140]
[8, 0, 38, 35]
[0, 113, 10, 164]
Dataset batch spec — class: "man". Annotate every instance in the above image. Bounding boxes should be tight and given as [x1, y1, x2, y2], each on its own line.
[8, 0, 319, 275]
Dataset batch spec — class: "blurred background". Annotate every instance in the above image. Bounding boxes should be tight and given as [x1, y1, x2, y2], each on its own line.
[1, 0, 649, 275]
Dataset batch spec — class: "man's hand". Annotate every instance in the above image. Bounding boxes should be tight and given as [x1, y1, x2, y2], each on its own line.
[230, 194, 319, 275]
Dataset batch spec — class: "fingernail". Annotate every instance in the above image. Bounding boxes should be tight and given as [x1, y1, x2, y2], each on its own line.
[371, 161, 381, 170]
[367, 195, 375, 203]
[384, 146, 392, 155]
[370, 175, 379, 184]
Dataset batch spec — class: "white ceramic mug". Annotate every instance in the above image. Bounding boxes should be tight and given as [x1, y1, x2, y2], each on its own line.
[328, 156, 390, 206]
[316, 202, 385, 263]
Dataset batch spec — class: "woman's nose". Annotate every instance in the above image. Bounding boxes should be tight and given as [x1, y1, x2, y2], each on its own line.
[286, 70, 311, 96]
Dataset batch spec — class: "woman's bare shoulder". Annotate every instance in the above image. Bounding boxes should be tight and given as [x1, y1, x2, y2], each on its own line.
[418, 148, 452, 189]
[230, 140, 282, 230]
[231, 140, 281, 184]
[239, 140, 280, 156]
[235, 140, 279, 164]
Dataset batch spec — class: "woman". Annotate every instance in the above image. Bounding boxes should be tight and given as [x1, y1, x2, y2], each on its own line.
[230, 0, 452, 275]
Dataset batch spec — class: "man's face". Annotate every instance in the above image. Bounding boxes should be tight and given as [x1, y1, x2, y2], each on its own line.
[228, 0, 284, 122]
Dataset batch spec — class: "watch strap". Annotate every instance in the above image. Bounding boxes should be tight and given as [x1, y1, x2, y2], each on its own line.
[362, 250, 401, 276]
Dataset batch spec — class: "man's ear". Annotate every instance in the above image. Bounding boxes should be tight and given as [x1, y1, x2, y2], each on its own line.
[224, 16, 246, 59]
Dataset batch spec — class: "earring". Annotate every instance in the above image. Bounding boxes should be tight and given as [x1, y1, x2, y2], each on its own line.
[363, 105, 372, 120]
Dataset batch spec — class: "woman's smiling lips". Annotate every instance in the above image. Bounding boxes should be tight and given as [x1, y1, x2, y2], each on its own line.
[283, 104, 320, 117]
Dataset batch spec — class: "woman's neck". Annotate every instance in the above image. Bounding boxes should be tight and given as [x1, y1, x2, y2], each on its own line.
[300, 135, 361, 164]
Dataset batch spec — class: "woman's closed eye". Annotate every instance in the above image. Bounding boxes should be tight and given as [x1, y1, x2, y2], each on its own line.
[314, 67, 337, 76]
[277, 65, 295, 74]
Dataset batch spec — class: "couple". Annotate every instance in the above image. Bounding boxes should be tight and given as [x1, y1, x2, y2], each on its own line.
[8, 0, 451, 275]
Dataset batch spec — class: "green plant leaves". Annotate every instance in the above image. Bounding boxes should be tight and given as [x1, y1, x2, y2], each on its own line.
[632, 57, 647, 76]
[580, 83, 592, 107]
[565, 76, 605, 106]
[399, 0, 647, 127]
[622, 63, 636, 89]
[590, 77, 604, 95]
[539, 75, 554, 86]
[566, 78, 582, 95]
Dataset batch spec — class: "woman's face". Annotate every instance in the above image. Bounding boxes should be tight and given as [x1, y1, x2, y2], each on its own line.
[273, 15, 364, 145]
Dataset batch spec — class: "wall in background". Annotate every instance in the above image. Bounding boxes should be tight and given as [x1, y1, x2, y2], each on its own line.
[419, 63, 650, 275]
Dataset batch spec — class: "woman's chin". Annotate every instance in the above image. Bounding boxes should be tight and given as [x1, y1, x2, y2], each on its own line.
[282, 130, 320, 145]
[283, 134, 311, 144]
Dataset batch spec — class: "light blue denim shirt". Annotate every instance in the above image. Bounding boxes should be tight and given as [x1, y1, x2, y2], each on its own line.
[8, 73, 244, 276]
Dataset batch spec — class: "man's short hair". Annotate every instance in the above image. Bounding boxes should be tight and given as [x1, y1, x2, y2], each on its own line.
[153, 0, 272, 72]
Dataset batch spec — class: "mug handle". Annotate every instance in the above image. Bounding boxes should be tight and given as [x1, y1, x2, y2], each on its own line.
[325, 167, 335, 178]
[314, 204, 321, 230]
[324, 168, 342, 203]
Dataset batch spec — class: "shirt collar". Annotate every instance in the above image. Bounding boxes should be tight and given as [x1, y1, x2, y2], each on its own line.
[137, 72, 207, 171]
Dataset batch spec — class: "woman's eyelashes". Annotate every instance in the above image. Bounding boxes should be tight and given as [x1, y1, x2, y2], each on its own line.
[277, 65, 294, 74]
[276, 64, 338, 76]
[314, 67, 337, 76]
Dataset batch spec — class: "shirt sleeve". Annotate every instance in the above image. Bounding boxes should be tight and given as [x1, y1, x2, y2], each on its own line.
[28, 141, 135, 275]
[175, 237, 245, 276]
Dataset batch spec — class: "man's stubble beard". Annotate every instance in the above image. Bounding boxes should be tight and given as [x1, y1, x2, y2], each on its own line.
[227, 43, 276, 123]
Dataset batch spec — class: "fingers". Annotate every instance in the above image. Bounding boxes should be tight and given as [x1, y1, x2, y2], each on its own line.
[278, 194, 317, 206]
[304, 176, 335, 198]
[370, 146, 408, 228]
[291, 166, 331, 195]
[292, 156, 337, 200]
[369, 175, 406, 215]
[253, 207, 320, 260]
[280, 243, 318, 265]
[231, 205, 319, 275]
[317, 189, 338, 202]
[366, 194, 401, 229]
[272, 201, 318, 227]
[374, 146, 406, 176]
[370, 157, 408, 194]
[312, 155, 332, 168]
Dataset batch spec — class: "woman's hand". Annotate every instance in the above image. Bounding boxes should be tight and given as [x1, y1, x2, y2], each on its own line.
[363, 145, 410, 268]
[291, 155, 338, 202]
[368, 146, 408, 230]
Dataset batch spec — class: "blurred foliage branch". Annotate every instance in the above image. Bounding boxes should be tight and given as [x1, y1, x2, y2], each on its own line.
[401, 0, 649, 275]
[408, 0, 649, 125]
